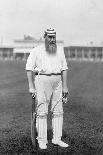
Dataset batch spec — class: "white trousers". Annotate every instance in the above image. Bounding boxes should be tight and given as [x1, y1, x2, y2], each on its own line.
[35, 75, 63, 144]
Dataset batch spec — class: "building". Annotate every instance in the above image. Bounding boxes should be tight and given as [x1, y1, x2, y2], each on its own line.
[0, 36, 64, 60]
[13, 35, 64, 60]
[13, 35, 38, 60]
[0, 46, 13, 60]
[1, 36, 103, 61]
[64, 44, 103, 61]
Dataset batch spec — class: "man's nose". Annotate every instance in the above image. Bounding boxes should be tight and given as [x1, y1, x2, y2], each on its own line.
[51, 37, 54, 41]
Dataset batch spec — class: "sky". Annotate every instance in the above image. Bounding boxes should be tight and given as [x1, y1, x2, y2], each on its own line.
[0, 0, 103, 46]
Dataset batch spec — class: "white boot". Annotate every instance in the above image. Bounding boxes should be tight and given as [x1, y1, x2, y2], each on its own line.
[52, 140, 69, 147]
[52, 113, 69, 148]
[36, 114, 47, 149]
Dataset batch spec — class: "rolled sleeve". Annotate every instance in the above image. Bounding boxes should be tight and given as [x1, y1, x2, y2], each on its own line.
[26, 48, 37, 71]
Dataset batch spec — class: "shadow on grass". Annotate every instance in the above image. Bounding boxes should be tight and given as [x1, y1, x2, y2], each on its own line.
[0, 129, 103, 155]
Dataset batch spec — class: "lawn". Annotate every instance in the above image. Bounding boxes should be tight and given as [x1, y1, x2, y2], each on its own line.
[0, 60, 103, 155]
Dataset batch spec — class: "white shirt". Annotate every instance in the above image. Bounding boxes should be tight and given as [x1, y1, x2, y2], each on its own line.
[26, 44, 68, 74]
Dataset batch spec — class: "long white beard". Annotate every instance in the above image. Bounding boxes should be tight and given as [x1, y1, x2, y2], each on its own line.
[46, 43, 57, 54]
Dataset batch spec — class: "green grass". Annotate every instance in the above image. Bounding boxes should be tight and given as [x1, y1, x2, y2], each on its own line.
[0, 60, 103, 154]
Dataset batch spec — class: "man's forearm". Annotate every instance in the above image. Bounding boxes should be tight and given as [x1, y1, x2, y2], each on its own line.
[61, 70, 68, 90]
[27, 70, 35, 89]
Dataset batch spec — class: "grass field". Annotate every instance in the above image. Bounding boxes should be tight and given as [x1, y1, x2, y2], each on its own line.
[0, 60, 103, 155]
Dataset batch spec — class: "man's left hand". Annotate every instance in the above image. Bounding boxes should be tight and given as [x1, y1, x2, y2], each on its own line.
[62, 88, 69, 104]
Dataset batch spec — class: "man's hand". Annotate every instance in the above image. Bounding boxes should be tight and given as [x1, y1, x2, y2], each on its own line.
[29, 88, 37, 99]
[62, 87, 68, 94]
[62, 88, 69, 104]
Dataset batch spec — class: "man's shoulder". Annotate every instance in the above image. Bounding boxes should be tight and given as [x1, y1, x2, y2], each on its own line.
[30, 44, 45, 54]
[57, 45, 64, 54]
[57, 44, 64, 49]
[32, 44, 42, 50]
[37, 44, 45, 49]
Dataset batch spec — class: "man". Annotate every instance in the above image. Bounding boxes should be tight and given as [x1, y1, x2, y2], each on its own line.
[26, 28, 69, 149]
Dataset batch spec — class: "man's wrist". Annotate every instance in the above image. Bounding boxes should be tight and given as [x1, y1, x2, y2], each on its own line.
[62, 91, 69, 98]
[29, 83, 35, 88]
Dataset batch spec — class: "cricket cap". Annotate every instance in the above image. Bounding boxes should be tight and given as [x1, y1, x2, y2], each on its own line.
[44, 28, 56, 38]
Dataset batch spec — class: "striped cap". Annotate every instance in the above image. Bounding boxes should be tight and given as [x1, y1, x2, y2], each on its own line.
[44, 28, 56, 37]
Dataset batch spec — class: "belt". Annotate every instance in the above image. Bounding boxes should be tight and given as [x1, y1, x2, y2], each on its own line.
[35, 73, 61, 76]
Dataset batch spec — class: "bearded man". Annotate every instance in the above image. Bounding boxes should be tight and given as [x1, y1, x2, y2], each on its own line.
[26, 28, 69, 149]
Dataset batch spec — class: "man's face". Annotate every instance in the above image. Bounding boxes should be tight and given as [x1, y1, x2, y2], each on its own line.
[46, 35, 56, 44]
[45, 35, 57, 54]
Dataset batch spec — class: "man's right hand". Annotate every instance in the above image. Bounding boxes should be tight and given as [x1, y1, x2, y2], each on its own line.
[29, 88, 37, 98]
